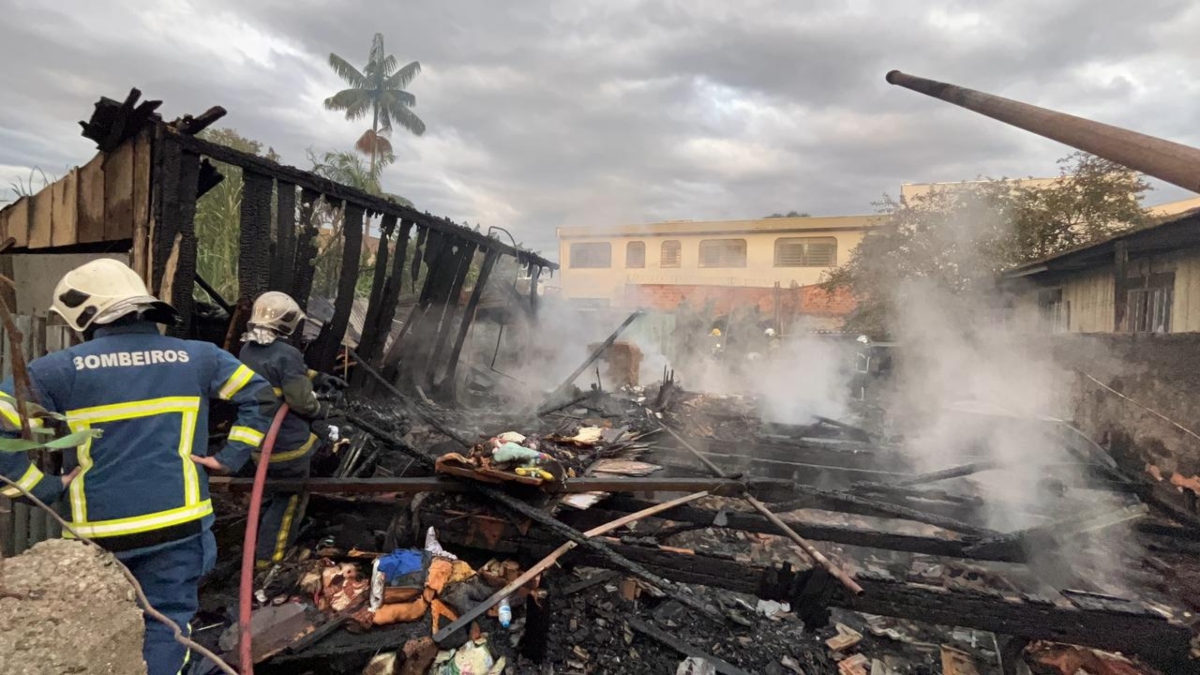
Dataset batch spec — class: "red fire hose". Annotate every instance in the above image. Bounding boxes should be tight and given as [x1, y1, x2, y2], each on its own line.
[238, 403, 289, 675]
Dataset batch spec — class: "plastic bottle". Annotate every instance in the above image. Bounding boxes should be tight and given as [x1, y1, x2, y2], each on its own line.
[497, 597, 512, 628]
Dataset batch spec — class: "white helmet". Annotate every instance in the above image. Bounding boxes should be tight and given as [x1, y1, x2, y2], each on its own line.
[248, 291, 305, 336]
[765, 328, 777, 338]
[50, 259, 175, 333]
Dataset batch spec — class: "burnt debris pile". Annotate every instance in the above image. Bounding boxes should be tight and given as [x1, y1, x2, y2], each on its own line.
[194, 375, 1198, 675]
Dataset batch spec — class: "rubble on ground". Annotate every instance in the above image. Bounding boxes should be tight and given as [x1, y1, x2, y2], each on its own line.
[0, 539, 146, 675]
[192, 379, 1200, 675]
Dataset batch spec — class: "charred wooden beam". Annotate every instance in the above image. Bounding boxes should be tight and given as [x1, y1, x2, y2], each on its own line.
[151, 140, 201, 338]
[152, 138, 182, 293]
[173, 106, 227, 136]
[230, 170, 274, 343]
[80, 88, 162, 152]
[355, 214, 397, 365]
[366, 219, 412, 364]
[271, 182, 298, 292]
[381, 230, 449, 385]
[309, 202, 364, 372]
[168, 130, 557, 270]
[529, 264, 542, 317]
[437, 247, 499, 399]
[291, 189, 320, 312]
[206, 475, 796, 497]
[554, 541, 1197, 674]
[590, 497, 1026, 562]
[425, 240, 477, 392]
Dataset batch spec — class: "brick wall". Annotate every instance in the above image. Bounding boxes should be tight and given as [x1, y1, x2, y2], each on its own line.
[623, 283, 856, 320]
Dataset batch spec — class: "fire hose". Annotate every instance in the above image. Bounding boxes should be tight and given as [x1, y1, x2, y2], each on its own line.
[239, 403, 290, 675]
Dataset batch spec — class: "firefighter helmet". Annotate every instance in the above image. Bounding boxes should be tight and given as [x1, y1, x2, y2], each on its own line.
[248, 291, 305, 336]
[50, 258, 176, 333]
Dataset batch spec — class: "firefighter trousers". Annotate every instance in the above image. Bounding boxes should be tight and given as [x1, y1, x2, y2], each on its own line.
[116, 530, 216, 675]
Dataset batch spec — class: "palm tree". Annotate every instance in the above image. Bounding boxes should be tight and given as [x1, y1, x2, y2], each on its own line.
[325, 33, 426, 175]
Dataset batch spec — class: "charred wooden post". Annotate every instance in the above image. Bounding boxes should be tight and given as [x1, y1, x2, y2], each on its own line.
[437, 248, 500, 399]
[410, 227, 428, 290]
[355, 221, 412, 401]
[150, 137, 201, 338]
[424, 240, 477, 392]
[151, 137, 182, 294]
[309, 202, 364, 372]
[291, 189, 321, 313]
[355, 214, 396, 364]
[381, 230, 448, 385]
[271, 182, 297, 292]
[227, 170, 273, 346]
[529, 264, 542, 317]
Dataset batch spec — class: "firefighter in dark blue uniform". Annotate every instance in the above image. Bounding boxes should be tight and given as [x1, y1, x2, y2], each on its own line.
[234, 291, 344, 568]
[0, 259, 276, 675]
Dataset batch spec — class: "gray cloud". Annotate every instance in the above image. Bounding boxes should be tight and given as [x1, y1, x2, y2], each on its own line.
[1, 0, 1197, 256]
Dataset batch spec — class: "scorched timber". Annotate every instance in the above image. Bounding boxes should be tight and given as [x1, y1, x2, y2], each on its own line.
[583, 497, 1027, 562]
[452, 533, 1195, 674]
[206, 475, 796, 498]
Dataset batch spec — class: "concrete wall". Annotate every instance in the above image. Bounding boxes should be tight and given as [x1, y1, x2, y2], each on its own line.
[10, 252, 129, 316]
[1030, 333, 1200, 517]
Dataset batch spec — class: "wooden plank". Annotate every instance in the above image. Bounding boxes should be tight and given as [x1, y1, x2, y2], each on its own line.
[76, 153, 106, 243]
[50, 169, 79, 247]
[3, 198, 30, 249]
[131, 129, 153, 280]
[103, 139, 135, 241]
[27, 186, 54, 249]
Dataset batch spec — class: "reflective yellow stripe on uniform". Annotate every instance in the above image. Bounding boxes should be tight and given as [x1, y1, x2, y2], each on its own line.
[273, 494, 301, 562]
[228, 426, 264, 447]
[64, 500, 213, 539]
[0, 393, 44, 431]
[0, 463, 45, 498]
[253, 432, 316, 464]
[65, 396, 203, 536]
[218, 364, 256, 401]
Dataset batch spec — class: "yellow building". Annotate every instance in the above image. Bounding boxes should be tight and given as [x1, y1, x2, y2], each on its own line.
[554, 214, 881, 306]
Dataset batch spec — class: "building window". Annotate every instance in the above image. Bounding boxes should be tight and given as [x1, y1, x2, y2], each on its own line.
[569, 242, 612, 269]
[626, 241, 645, 268]
[1037, 288, 1069, 333]
[774, 237, 837, 267]
[1127, 285, 1173, 333]
[698, 239, 747, 268]
[661, 240, 681, 268]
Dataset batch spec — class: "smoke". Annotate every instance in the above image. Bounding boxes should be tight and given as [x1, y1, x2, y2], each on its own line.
[872, 189, 1139, 592]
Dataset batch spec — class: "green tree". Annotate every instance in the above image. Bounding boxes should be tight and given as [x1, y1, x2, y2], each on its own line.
[824, 152, 1151, 335]
[325, 33, 425, 175]
[192, 128, 278, 302]
[765, 210, 811, 218]
[306, 148, 412, 300]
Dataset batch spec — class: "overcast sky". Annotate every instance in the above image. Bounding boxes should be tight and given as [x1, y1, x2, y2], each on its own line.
[1, 0, 1197, 256]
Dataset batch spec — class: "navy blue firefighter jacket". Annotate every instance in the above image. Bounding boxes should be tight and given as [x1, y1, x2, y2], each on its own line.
[238, 339, 324, 462]
[0, 322, 277, 551]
